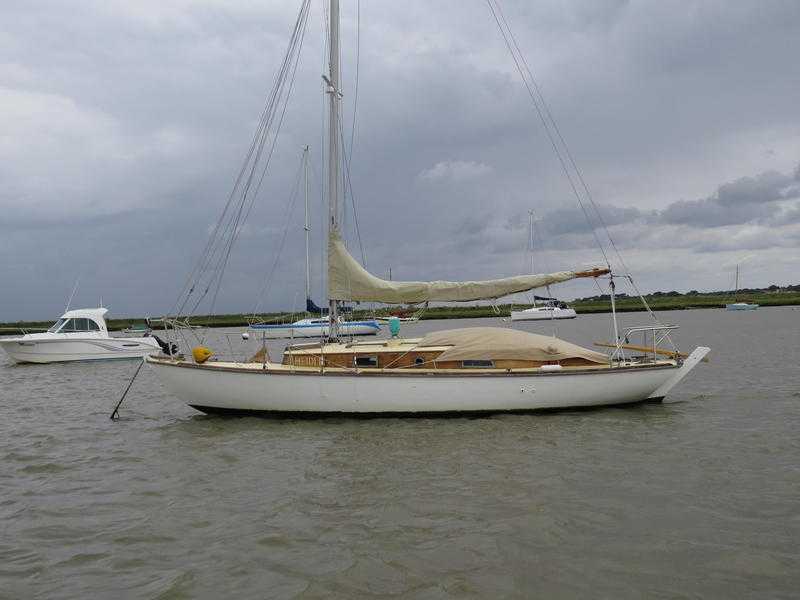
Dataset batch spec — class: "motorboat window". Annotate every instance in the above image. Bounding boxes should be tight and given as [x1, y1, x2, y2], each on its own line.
[48, 319, 66, 333]
[87, 319, 101, 331]
[59, 319, 78, 332]
[59, 318, 90, 332]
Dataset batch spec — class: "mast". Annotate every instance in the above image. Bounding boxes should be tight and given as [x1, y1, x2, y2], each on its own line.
[326, 0, 341, 337]
[734, 264, 739, 302]
[303, 146, 311, 309]
[528, 209, 536, 307]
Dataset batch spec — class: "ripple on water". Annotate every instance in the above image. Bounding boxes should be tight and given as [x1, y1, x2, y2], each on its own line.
[1, 311, 799, 598]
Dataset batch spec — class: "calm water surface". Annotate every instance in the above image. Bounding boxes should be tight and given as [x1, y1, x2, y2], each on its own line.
[1, 308, 798, 598]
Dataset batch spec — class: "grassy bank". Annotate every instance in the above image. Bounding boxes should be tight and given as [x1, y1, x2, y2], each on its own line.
[2, 291, 798, 333]
[406, 291, 800, 320]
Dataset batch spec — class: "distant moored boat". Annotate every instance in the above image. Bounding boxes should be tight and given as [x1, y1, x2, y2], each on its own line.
[725, 264, 759, 311]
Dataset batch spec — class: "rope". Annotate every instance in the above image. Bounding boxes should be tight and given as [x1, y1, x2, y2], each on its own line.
[487, 0, 664, 326]
[249, 154, 306, 319]
[206, 1, 311, 320]
[348, 0, 361, 165]
[170, 0, 312, 331]
[338, 110, 367, 267]
[486, 0, 610, 269]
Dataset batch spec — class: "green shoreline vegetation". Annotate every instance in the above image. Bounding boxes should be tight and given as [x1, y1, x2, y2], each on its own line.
[2, 285, 799, 332]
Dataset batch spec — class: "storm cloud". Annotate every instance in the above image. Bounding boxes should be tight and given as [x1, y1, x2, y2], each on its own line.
[1, 1, 799, 320]
[660, 169, 799, 227]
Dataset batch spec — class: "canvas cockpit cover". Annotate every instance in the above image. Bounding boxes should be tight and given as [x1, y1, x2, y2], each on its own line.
[419, 327, 609, 363]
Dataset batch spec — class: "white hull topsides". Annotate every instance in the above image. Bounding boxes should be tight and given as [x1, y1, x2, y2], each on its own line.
[1, 336, 160, 364]
[250, 319, 380, 340]
[511, 306, 577, 321]
[147, 347, 709, 415]
[726, 303, 759, 311]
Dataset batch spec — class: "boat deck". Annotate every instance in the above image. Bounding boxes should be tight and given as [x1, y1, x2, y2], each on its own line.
[147, 355, 677, 376]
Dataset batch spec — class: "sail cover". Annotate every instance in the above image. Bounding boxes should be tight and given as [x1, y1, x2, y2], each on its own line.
[419, 327, 609, 363]
[328, 232, 579, 304]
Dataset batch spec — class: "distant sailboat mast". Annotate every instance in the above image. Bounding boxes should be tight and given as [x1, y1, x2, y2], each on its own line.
[326, 0, 341, 338]
[734, 263, 739, 302]
[528, 209, 536, 308]
[303, 145, 311, 310]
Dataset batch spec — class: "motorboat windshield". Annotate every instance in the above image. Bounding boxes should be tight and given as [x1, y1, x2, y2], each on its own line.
[45, 315, 104, 334]
[48, 319, 67, 333]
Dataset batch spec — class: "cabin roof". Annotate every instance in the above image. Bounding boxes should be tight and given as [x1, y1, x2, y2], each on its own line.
[60, 307, 109, 321]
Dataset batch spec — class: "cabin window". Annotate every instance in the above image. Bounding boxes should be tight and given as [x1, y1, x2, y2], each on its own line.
[462, 359, 494, 368]
[414, 357, 425, 366]
[59, 319, 79, 332]
[58, 318, 93, 332]
[48, 319, 66, 333]
[354, 355, 378, 368]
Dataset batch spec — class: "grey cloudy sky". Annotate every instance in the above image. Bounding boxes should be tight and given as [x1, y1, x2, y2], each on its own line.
[1, 0, 799, 320]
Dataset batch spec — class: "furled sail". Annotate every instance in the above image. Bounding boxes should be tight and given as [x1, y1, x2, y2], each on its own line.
[328, 232, 607, 304]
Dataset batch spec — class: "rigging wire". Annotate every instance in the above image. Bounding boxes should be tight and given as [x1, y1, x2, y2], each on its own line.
[486, 0, 610, 269]
[205, 1, 311, 319]
[487, 0, 664, 325]
[348, 0, 361, 163]
[496, 0, 633, 277]
[249, 154, 307, 319]
[338, 109, 367, 267]
[170, 0, 311, 330]
[186, 0, 309, 321]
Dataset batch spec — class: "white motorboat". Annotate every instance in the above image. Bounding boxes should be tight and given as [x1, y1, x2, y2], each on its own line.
[250, 317, 380, 339]
[147, 0, 709, 415]
[511, 305, 577, 321]
[0, 308, 160, 364]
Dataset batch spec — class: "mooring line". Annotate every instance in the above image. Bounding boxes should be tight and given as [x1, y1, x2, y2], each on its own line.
[110, 359, 144, 420]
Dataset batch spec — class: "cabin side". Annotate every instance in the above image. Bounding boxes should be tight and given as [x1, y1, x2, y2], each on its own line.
[279, 340, 603, 370]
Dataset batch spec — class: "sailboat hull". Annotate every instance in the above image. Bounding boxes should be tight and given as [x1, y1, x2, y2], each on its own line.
[250, 319, 380, 340]
[725, 303, 759, 311]
[147, 348, 709, 415]
[511, 307, 577, 321]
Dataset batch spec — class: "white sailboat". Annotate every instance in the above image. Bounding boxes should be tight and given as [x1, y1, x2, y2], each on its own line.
[726, 264, 759, 311]
[1, 308, 161, 364]
[250, 316, 380, 339]
[147, 0, 709, 415]
[511, 210, 577, 321]
[249, 147, 380, 339]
